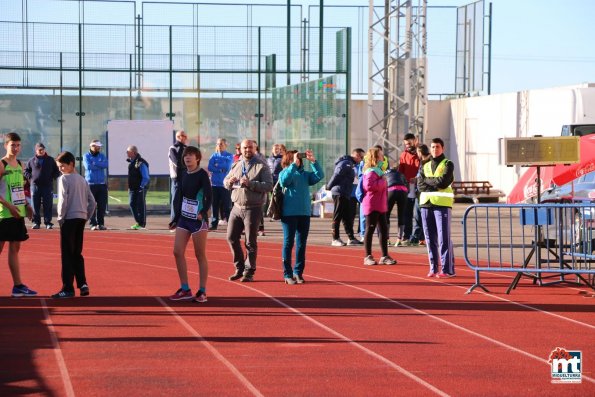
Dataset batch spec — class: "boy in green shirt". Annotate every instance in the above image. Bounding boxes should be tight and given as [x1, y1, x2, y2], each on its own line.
[0, 132, 37, 297]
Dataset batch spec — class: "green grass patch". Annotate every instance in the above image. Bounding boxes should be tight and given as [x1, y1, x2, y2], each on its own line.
[107, 190, 170, 206]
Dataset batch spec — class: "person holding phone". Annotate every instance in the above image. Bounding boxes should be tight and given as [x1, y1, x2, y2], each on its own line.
[278, 149, 324, 284]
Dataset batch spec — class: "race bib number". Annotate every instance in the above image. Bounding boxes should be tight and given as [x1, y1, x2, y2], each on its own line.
[11, 186, 26, 206]
[181, 197, 199, 220]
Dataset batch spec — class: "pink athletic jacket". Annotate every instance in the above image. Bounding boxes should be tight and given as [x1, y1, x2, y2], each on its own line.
[361, 170, 387, 216]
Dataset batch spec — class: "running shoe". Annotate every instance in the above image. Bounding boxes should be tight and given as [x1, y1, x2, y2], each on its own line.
[80, 284, 90, 296]
[363, 255, 377, 266]
[11, 284, 38, 297]
[240, 275, 254, 282]
[32, 224, 40, 230]
[378, 256, 397, 265]
[284, 277, 296, 285]
[90, 225, 98, 231]
[436, 272, 455, 279]
[46, 223, 54, 230]
[169, 288, 193, 301]
[97, 225, 107, 231]
[51, 290, 75, 299]
[426, 271, 436, 278]
[193, 292, 207, 303]
[347, 238, 363, 246]
[331, 239, 346, 247]
[228, 272, 244, 281]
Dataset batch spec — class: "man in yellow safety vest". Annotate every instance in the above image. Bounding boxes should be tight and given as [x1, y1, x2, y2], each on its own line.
[418, 137, 455, 278]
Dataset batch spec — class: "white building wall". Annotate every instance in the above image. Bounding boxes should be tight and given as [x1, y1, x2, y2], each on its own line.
[424, 83, 595, 198]
[350, 83, 594, 199]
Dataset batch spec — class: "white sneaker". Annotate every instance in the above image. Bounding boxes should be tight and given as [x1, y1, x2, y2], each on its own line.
[90, 225, 98, 231]
[218, 219, 228, 226]
[363, 255, 377, 266]
[331, 239, 346, 247]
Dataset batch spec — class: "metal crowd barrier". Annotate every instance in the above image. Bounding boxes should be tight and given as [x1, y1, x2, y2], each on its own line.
[462, 203, 595, 294]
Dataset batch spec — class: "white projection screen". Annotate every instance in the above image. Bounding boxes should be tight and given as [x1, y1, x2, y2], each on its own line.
[106, 120, 174, 176]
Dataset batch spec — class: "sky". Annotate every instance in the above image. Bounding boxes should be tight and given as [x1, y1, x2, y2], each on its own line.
[5, 0, 595, 95]
[135, 0, 595, 95]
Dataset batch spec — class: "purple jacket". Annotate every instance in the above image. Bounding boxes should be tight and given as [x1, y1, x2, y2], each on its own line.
[361, 170, 387, 216]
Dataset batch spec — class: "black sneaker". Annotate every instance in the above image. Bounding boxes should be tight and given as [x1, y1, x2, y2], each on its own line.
[46, 223, 54, 230]
[32, 224, 40, 229]
[51, 290, 75, 299]
[240, 275, 254, 282]
[228, 272, 244, 281]
[80, 284, 90, 296]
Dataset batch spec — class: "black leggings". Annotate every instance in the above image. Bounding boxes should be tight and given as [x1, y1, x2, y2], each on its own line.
[364, 211, 388, 257]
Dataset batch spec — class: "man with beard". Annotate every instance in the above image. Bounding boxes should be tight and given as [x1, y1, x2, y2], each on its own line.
[223, 139, 273, 282]
[398, 133, 421, 246]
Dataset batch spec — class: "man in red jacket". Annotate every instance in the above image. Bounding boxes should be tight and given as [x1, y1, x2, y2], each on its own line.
[398, 133, 420, 245]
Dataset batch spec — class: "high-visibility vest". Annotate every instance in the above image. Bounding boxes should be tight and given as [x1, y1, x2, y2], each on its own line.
[419, 158, 454, 207]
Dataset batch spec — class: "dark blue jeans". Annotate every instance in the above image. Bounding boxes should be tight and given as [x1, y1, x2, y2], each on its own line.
[281, 215, 311, 278]
[89, 184, 108, 227]
[129, 188, 147, 227]
[31, 184, 54, 225]
[403, 197, 416, 240]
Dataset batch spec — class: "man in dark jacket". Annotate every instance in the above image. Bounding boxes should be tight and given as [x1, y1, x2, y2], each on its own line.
[24, 142, 60, 229]
[126, 145, 150, 230]
[326, 149, 364, 246]
[168, 130, 187, 223]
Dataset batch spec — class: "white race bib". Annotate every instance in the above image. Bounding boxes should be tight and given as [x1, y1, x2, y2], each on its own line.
[11, 186, 26, 206]
[181, 197, 199, 220]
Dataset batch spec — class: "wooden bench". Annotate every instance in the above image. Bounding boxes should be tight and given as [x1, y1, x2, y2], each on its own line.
[451, 181, 505, 203]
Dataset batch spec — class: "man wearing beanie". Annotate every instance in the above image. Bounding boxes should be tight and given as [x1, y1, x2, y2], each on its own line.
[83, 139, 109, 230]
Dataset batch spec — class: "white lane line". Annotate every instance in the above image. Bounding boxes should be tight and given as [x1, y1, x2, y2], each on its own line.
[155, 297, 264, 397]
[228, 281, 451, 397]
[68, 253, 594, 387]
[260, 265, 595, 385]
[40, 299, 76, 397]
[109, 260, 449, 396]
[305, 259, 595, 330]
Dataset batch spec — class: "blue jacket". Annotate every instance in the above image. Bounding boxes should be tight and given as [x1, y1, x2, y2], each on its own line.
[326, 155, 356, 198]
[279, 161, 324, 216]
[267, 155, 283, 184]
[83, 151, 108, 184]
[208, 151, 233, 187]
[24, 154, 60, 187]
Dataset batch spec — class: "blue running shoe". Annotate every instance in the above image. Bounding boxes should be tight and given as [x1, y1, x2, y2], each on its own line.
[11, 284, 38, 297]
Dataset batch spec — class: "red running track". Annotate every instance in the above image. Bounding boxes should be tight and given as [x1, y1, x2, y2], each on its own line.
[1, 230, 594, 396]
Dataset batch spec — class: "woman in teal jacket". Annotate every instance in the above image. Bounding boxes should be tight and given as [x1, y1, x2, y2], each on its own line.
[278, 149, 324, 284]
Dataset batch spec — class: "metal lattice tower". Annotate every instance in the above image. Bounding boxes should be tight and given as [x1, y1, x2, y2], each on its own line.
[368, 0, 427, 161]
